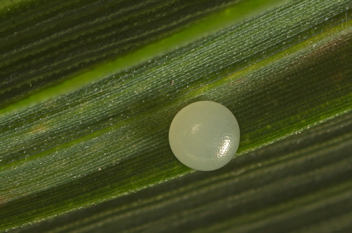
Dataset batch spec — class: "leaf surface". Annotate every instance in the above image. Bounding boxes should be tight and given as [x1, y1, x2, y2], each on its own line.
[0, 0, 352, 231]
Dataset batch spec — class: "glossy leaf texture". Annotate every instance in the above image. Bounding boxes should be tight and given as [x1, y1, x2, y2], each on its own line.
[1, 0, 352, 232]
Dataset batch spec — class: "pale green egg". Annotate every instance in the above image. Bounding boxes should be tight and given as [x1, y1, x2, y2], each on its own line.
[169, 101, 240, 171]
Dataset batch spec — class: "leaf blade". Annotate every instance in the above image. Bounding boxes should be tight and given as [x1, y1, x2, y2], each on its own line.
[1, 0, 352, 231]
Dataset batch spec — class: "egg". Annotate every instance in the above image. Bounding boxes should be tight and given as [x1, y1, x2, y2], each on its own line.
[169, 101, 240, 171]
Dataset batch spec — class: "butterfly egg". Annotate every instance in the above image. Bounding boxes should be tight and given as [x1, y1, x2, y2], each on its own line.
[169, 101, 240, 171]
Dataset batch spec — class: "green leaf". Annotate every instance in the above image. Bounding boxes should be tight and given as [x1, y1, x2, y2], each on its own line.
[15, 110, 352, 233]
[1, 0, 352, 232]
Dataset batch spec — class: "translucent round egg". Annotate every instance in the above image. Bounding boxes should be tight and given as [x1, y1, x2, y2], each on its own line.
[169, 101, 240, 171]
